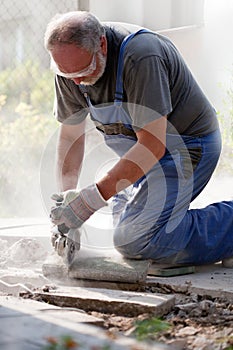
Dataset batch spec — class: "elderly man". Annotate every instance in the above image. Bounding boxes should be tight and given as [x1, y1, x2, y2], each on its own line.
[44, 11, 233, 266]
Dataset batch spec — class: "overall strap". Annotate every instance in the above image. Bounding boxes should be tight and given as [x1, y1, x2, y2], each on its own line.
[114, 29, 151, 103]
[79, 84, 89, 103]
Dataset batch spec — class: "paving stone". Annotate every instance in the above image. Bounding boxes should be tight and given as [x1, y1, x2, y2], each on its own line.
[0, 296, 169, 350]
[34, 286, 175, 317]
[42, 251, 69, 279]
[146, 263, 233, 300]
[0, 341, 42, 350]
[43, 250, 151, 284]
[69, 256, 151, 283]
[0, 306, 23, 318]
[0, 296, 104, 325]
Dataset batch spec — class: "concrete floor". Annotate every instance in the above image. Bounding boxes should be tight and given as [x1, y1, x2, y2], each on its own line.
[0, 172, 233, 350]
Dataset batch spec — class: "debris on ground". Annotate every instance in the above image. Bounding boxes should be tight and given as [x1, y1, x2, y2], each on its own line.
[0, 237, 48, 268]
[17, 279, 233, 350]
[0, 235, 233, 349]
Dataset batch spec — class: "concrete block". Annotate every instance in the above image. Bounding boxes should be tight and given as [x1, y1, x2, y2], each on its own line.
[43, 250, 151, 284]
[42, 251, 69, 279]
[69, 256, 150, 283]
[146, 263, 233, 300]
[0, 296, 104, 325]
[148, 264, 195, 277]
[34, 286, 175, 317]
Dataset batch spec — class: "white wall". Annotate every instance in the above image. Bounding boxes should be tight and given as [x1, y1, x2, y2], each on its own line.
[90, 0, 172, 30]
[89, 0, 205, 31]
[89, 0, 233, 114]
[90, 0, 144, 25]
[161, 0, 233, 113]
[143, 0, 171, 30]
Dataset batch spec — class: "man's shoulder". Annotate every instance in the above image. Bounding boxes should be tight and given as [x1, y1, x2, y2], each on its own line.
[103, 22, 163, 57]
[103, 21, 143, 35]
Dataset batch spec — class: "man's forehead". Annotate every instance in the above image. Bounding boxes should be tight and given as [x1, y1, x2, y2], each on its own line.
[51, 43, 90, 57]
[50, 43, 93, 74]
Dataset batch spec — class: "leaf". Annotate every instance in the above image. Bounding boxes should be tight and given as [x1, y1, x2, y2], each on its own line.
[133, 317, 171, 341]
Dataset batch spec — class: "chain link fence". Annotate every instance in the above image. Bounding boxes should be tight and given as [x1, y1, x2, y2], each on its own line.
[0, 0, 90, 217]
[0, 0, 89, 70]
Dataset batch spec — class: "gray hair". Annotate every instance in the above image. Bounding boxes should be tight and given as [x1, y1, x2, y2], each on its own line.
[44, 11, 105, 52]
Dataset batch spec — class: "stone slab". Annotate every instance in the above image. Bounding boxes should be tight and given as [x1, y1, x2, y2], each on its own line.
[147, 263, 233, 300]
[69, 256, 151, 283]
[0, 296, 169, 350]
[41, 255, 233, 301]
[0, 296, 104, 325]
[41, 262, 233, 303]
[42, 251, 69, 279]
[43, 250, 151, 284]
[33, 285, 175, 317]
[148, 264, 195, 277]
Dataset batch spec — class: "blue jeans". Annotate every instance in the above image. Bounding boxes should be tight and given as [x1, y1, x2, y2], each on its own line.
[113, 129, 233, 265]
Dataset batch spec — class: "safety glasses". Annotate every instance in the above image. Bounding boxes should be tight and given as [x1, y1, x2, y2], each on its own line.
[50, 53, 96, 79]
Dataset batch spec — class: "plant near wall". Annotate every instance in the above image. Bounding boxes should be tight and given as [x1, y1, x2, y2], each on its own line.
[0, 60, 54, 121]
[133, 317, 171, 341]
[0, 62, 57, 217]
[0, 103, 58, 217]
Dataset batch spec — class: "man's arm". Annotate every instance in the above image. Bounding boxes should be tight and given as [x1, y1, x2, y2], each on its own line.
[97, 116, 167, 200]
[50, 116, 167, 228]
[56, 120, 86, 191]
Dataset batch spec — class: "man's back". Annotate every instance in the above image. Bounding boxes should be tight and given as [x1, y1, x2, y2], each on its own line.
[55, 22, 218, 136]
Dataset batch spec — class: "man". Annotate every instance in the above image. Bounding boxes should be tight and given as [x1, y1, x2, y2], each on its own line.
[44, 11, 233, 266]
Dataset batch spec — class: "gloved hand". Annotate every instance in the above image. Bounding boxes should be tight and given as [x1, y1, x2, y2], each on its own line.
[50, 184, 107, 229]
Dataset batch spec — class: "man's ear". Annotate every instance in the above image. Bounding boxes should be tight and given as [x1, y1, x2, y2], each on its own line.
[100, 35, 107, 55]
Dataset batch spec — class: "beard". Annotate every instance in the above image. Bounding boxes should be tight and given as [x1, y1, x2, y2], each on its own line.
[80, 51, 107, 86]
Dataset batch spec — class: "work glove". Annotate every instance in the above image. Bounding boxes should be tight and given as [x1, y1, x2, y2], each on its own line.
[50, 184, 107, 229]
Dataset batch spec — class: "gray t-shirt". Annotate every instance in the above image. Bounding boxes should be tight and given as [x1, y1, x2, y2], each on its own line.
[54, 23, 219, 136]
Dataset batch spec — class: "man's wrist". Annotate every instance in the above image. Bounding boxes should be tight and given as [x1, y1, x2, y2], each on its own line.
[79, 184, 108, 210]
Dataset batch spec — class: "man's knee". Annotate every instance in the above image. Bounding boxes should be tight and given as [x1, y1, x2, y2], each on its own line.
[113, 225, 146, 259]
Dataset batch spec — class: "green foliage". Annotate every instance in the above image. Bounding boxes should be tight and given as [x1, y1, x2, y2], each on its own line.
[0, 95, 7, 111]
[0, 62, 57, 217]
[133, 317, 171, 341]
[0, 60, 54, 121]
[0, 104, 58, 216]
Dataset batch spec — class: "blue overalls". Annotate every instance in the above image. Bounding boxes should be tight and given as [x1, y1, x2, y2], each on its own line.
[80, 30, 233, 265]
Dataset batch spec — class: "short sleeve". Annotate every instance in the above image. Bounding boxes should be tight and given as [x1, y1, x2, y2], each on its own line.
[124, 55, 172, 130]
[54, 75, 88, 125]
